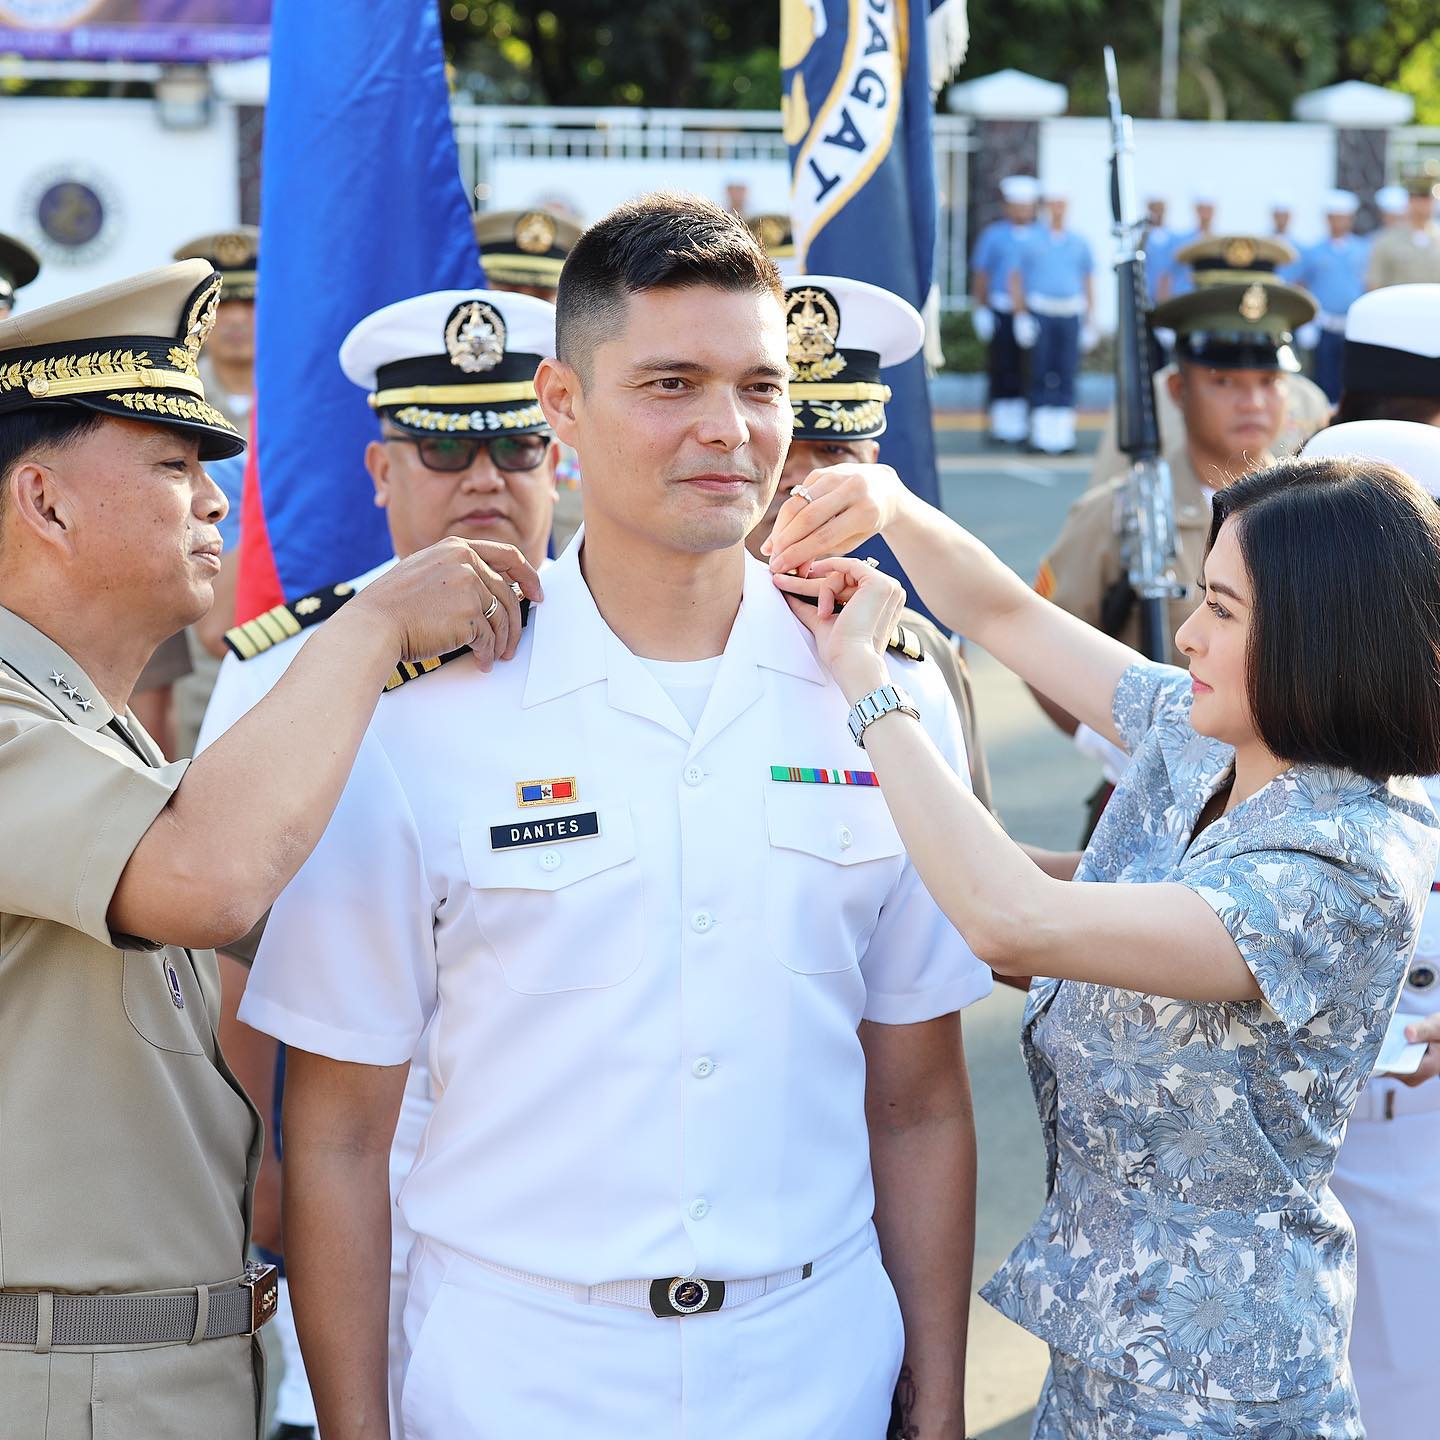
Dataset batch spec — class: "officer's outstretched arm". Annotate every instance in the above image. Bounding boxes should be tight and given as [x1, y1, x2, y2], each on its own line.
[109, 538, 541, 950]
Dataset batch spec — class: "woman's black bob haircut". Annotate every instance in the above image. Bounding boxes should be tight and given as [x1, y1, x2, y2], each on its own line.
[1207, 455, 1440, 783]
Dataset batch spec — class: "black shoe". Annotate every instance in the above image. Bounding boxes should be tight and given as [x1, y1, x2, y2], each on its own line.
[270, 1426, 317, 1440]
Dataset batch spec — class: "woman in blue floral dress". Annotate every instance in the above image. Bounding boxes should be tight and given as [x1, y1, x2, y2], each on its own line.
[768, 456, 1440, 1438]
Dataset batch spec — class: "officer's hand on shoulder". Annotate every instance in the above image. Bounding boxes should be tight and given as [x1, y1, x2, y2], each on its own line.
[763, 463, 902, 578]
[353, 538, 544, 672]
[1400, 1013, 1440, 1088]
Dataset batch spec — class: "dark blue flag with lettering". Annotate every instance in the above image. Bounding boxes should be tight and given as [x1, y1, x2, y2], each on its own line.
[783, 0, 968, 623]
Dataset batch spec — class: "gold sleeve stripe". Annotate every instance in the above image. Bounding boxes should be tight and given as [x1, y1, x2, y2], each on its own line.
[887, 624, 925, 662]
[1035, 562, 1057, 600]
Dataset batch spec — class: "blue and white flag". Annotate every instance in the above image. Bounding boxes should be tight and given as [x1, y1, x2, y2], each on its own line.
[237, 0, 479, 619]
[782, 0, 968, 620]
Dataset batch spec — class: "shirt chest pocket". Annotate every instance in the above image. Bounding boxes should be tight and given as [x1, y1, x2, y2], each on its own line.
[458, 806, 645, 995]
[121, 949, 206, 1055]
[763, 784, 905, 974]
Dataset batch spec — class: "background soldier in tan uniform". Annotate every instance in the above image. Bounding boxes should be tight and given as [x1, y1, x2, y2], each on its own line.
[0, 260, 538, 1439]
[1367, 173, 1440, 290]
[1036, 236, 1312, 669]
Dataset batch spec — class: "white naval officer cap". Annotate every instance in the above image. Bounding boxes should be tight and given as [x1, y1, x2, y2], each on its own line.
[1321, 188, 1359, 216]
[784, 275, 924, 441]
[1376, 184, 1409, 215]
[1343, 284, 1440, 397]
[340, 288, 556, 438]
[999, 175, 1040, 204]
[1304, 420, 1440, 500]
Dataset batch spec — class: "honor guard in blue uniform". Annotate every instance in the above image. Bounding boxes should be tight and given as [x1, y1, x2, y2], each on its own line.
[1142, 195, 1174, 304]
[1011, 189, 1094, 455]
[1155, 195, 1217, 301]
[1293, 190, 1369, 403]
[0, 232, 40, 318]
[971, 173, 1041, 444]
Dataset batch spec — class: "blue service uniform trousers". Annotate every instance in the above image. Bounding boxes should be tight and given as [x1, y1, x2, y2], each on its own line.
[987, 311, 1026, 402]
[1316, 328, 1345, 405]
[1029, 313, 1080, 409]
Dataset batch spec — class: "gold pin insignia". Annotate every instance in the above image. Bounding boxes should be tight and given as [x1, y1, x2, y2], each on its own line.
[514, 211, 558, 255]
[445, 300, 506, 374]
[786, 285, 846, 382]
[1224, 237, 1257, 268]
[516, 777, 578, 807]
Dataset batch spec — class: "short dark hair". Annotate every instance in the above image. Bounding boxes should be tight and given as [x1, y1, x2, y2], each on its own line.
[0, 405, 105, 542]
[1332, 391, 1440, 426]
[1208, 456, 1440, 781]
[555, 193, 782, 382]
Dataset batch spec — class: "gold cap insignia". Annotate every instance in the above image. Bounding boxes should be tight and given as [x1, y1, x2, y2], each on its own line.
[214, 233, 252, 268]
[445, 300, 507, 374]
[756, 215, 789, 250]
[514, 211, 558, 255]
[183, 276, 222, 360]
[1239, 283, 1268, 322]
[1224, 237, 1258, 268]
[786, 286, 846, 382]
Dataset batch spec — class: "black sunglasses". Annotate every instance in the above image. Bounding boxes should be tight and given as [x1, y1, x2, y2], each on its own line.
[384, 432, 549, 474]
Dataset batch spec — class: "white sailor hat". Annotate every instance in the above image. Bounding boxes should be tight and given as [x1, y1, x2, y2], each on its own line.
[999, 175, 1040, 205]
[1304, 420, 1440, 500]
[1376, 184, 1409, 215]
[1343, 285, 1440, 398]
[340, 288, 555, 437]
[1321, 188, 1359, 216]
[783, 275, 924, 441]
[1269, 196, 1295, 214]
[1191, 191, 1219, 207]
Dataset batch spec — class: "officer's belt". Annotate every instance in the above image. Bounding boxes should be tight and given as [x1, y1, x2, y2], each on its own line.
[0, 1262, 277, 1351]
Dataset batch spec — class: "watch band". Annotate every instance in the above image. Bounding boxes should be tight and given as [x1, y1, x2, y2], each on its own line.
[846, 684, 919, 748]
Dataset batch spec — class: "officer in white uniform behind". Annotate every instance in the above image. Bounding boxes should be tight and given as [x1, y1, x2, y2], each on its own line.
[1303, 419, 1440, 1440]
[240, 195, 991, 1439]
[197, 287, 560, 1435]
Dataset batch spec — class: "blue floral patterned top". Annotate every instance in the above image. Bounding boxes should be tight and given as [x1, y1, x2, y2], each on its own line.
[981, 662, 1439, 1402]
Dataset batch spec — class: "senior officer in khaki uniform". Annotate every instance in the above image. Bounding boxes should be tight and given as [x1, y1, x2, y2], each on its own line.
[750, 273, 994, 811]
[0, 261, 539, 1440]
[1367, 173, 1440, 290]
[1038, 236, 1312, 668]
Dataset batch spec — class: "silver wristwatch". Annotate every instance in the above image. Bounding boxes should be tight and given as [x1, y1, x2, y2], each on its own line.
[847, 683, 919, 748]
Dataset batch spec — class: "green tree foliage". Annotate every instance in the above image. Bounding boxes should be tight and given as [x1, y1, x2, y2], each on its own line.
[441, 1, 781, 108]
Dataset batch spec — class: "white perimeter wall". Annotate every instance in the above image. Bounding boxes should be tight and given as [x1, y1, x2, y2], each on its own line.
[1039, 117, 1337, 333]
[1, 96, 239, 311]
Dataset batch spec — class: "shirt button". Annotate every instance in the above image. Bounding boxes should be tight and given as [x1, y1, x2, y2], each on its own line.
[692, 1057, 714, 1079]
[683, 765, 705, 787]
[838, 825, 854, 850]
[688, 1198, 710, 1220]
[539, 850, 562, 872]
[691, 910, 714, 934]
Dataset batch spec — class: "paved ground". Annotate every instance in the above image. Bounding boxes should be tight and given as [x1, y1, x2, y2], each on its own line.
[934, 433, 1099, 1437]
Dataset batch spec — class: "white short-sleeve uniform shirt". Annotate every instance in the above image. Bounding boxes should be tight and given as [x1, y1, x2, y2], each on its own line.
[240, 542, 990, 1286]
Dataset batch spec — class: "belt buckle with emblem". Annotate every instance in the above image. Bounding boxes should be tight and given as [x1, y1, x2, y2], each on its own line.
[649, 1275, 725, 1318]
[243, 1260, 280, 1333]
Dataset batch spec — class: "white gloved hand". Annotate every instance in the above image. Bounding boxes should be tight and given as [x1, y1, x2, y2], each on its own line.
[1080, 321, 1100, 354]
[1013, 311, 1040, 349]
[1295, 321, 1321, 351]
[971, 305, 995, 343]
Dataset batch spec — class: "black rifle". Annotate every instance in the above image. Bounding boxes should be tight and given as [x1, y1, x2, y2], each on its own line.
[1104, 46, 1182, 661]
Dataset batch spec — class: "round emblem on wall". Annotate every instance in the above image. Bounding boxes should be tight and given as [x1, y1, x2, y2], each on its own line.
[21, 164, 121, 267]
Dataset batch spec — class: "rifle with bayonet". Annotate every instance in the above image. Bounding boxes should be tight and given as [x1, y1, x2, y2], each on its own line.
[1103, 46, 1183, 662]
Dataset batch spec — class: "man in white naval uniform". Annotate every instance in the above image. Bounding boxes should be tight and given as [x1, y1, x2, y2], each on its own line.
[240, 194, 991, 1440]
[198, 288, 560, 1434]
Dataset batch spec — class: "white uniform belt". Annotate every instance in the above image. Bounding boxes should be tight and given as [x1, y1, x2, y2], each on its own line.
[1350, 1078, 1440, 1122]
[989, 294, 1014, 314]
[1026, 294, 1087, 318]
[448, 1225, 870, 1318]
[1318, 311, 1349, 334]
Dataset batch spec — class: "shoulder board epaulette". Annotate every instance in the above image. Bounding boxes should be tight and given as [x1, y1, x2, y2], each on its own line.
[383, 597, 532, 693]
[225, 581, 358, 660]
[886, 622, 926, 663]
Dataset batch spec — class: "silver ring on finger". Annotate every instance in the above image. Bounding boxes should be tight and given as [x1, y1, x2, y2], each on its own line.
[793, 485, 813, 504]
[483, 595, 500, 621]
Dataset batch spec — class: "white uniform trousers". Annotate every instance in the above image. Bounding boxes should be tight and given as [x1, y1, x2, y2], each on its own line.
[1331, 1088, 1440, 1440]
[399, 1224, 904, 1439]
[388, 1065, 435, 1435]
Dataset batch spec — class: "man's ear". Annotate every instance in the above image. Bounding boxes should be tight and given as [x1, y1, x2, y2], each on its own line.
[364, 439, 391, 509]
[7, 460, 79, 558]
[535, 358, 581, 448]
[1166, 367, 1185, 406]
[860, 439, 881, 464]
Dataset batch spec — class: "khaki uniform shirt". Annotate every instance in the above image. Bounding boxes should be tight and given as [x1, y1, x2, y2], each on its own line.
[1037, 445, 1216, 663]
[0, 605, 259, 1296]
[1366, 224, 1440, 290]
[1088, 364, 1329, 489]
